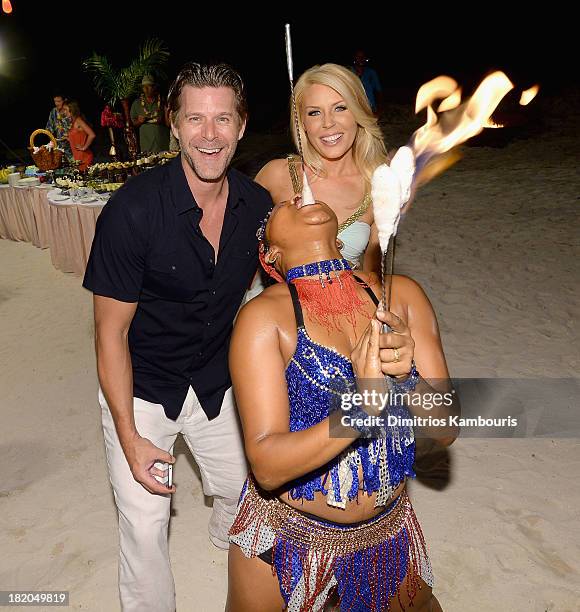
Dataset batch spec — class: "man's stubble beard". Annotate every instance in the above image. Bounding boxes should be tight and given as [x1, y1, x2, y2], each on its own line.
[181, 140, 238, 183]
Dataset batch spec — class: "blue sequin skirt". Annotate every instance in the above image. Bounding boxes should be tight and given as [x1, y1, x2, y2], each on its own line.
[229, 476, 433, 611]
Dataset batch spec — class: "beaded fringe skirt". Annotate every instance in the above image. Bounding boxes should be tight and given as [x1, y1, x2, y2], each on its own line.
[229, 476, 433, 611]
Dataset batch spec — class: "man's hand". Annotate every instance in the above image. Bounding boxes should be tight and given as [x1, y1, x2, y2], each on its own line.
[123, 435, 176, 495]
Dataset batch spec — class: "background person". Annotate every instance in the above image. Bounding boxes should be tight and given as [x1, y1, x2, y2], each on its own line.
[130, 74, 170, 153]
[45, 92, 72, 160]
[350, 49, 383, 115]
[63, 100, 95, 171]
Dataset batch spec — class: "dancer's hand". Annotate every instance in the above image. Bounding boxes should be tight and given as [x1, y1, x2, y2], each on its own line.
[376, 310, 415, 378]
[124, 435, 176, 495]
[351, 319, 389, 414]
[352, 318, 383, 380]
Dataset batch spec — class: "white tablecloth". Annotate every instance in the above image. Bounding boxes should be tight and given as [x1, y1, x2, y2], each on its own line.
[0, 185, 107, 275]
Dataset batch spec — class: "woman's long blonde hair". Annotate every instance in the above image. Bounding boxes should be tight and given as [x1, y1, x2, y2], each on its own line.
[291, 63, 389, 188]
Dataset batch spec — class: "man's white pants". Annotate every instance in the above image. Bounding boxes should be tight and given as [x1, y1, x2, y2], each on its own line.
[99, 386, 248, 612]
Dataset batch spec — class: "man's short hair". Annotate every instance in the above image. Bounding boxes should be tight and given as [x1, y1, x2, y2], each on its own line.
[167, 62, 247, 124]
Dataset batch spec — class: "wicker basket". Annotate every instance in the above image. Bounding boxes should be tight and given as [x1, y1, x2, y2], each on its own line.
[29, 129, 64, 171]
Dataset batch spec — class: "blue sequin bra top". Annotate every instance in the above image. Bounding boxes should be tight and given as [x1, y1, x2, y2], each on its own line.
[284, 278, 416, 509]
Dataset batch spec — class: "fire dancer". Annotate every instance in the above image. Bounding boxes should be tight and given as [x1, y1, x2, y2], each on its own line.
[226, 195, 459, 611]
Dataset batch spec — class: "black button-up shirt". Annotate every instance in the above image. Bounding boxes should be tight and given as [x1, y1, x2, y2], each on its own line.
[83, 156, 272, 420]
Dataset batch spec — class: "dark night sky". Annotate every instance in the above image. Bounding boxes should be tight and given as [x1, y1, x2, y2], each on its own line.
[0, 4, 575, 153]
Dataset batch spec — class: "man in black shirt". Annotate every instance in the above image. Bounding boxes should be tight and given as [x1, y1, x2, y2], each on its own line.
[83, 63, 272, 612]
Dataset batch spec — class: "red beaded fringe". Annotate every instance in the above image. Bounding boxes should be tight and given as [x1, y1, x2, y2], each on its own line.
[291, 271, 372, 334]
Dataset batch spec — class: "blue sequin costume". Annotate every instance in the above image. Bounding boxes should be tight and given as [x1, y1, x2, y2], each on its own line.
[229, 277, 433, 611]
[284, 279, 416, 509]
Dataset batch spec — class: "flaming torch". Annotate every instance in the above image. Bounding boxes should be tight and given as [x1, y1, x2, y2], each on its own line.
[373, 71, 539, 315]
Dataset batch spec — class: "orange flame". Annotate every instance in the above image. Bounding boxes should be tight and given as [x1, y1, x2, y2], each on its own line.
[413, 149, 463, 192]
[412, 71, 514, 158]
[415, 76, 459, 113]
[519, 85, 539, 106]
[437, 88, 462, 112]
[2, 0, 12, 14]
[484, 118, 504, 128]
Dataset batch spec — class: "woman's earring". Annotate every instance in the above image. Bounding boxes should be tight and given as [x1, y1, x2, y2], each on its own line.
[336, 238, 344, 250]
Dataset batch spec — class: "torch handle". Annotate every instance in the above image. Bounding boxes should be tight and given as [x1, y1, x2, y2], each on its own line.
[381, 321, 395, 391]
[380, 237, 396, 313]
[285, 24, 306, 178]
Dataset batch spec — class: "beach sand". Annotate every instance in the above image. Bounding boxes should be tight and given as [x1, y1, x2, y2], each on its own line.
[1, 91, 579, 611]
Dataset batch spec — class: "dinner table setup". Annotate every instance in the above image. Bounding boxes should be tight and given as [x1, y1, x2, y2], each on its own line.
[0, 182, 109, 275]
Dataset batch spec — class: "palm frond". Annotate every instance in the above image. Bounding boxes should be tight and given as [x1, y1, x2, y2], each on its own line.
[119, 38, 170, 97]
[82, 52, 120, 106]
[139, 38, 170, 73]
[82, 39, 170, 106]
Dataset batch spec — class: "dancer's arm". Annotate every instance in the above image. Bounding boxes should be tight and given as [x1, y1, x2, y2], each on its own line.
[375, 275, 460, 444]
[230, 295, 382, 491]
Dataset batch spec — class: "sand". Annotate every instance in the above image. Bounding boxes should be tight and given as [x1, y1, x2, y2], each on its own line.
[1, 91, 579, 611]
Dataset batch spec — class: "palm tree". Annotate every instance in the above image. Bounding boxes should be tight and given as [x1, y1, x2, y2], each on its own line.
[83, 39, 170, 158]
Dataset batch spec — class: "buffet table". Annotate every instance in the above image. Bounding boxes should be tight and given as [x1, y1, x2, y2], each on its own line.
[0, 184, 107, 275]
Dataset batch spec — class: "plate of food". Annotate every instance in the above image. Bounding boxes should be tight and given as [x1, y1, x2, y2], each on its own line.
[50, 193, 70, 202]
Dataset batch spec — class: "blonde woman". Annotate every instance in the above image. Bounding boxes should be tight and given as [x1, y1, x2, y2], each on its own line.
[256, 63, 389, 273]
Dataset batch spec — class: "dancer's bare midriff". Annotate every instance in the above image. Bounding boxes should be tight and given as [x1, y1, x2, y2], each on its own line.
[277, 474, 407, 524]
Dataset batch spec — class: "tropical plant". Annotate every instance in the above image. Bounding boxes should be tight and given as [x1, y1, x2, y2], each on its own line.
[82, 38, 170, 106]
